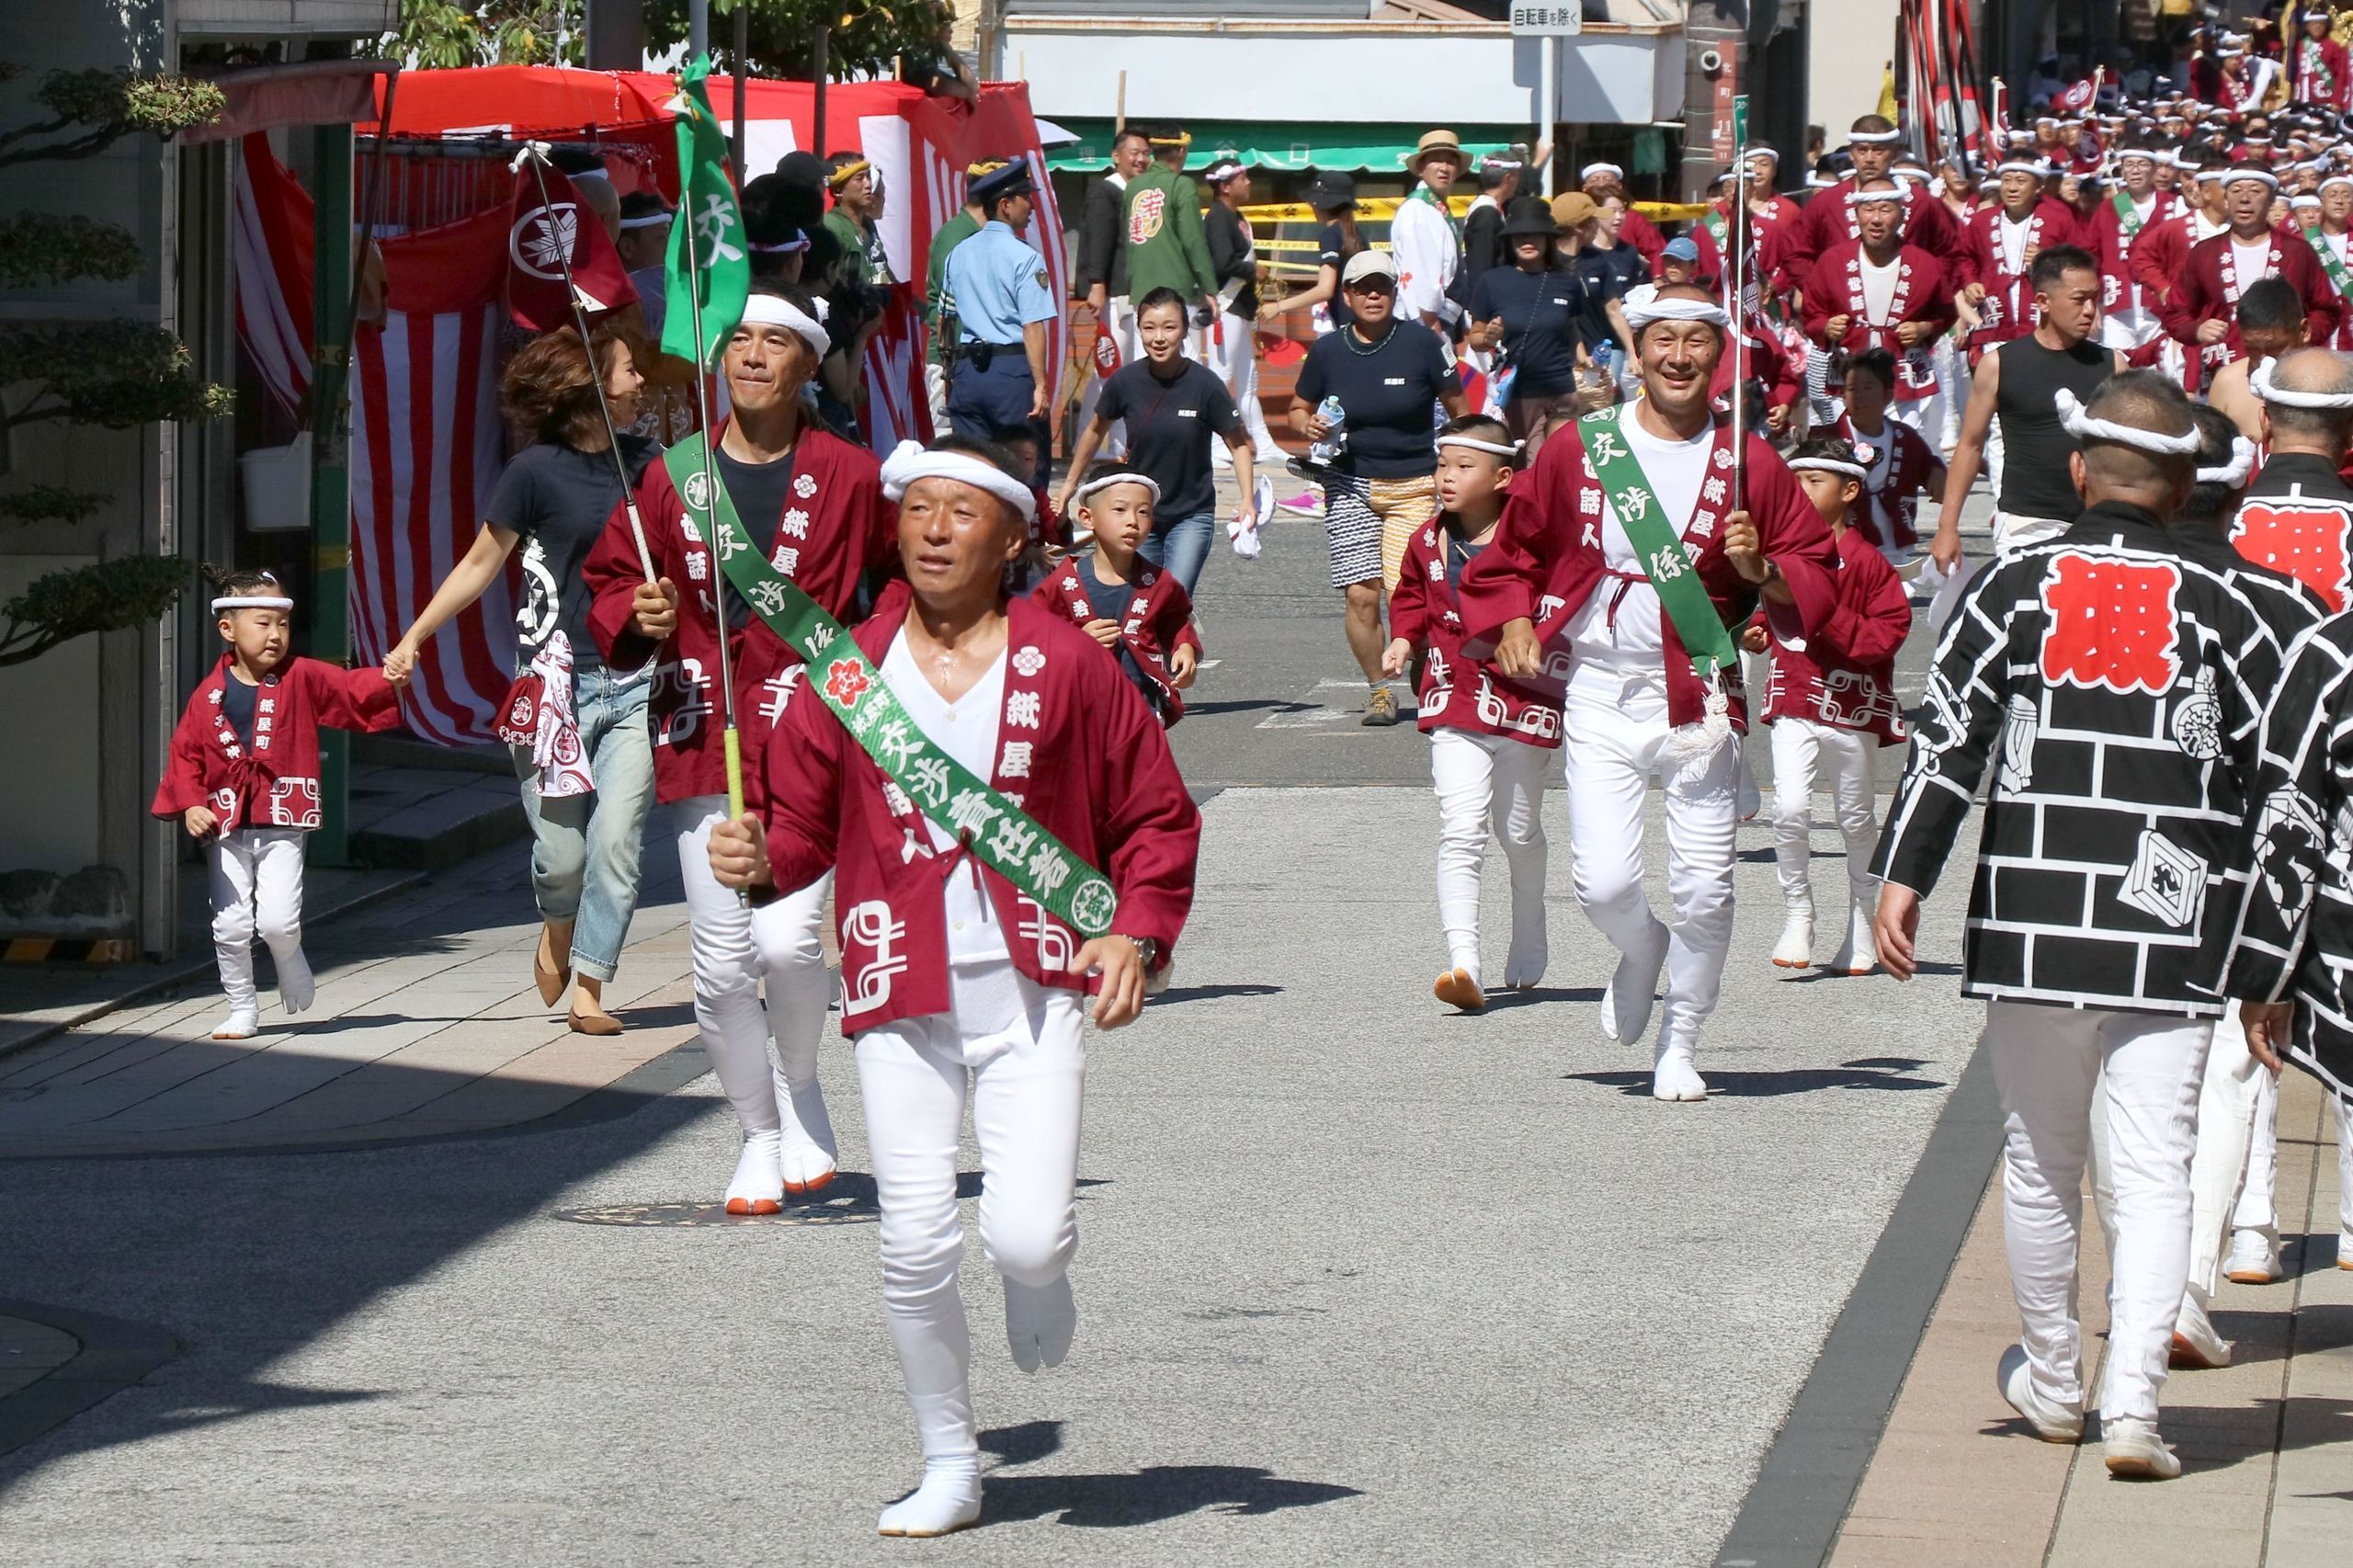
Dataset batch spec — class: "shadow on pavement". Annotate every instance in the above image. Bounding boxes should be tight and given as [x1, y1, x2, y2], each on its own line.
[1563, 1057, 1949, 1096]
[972, 1419, 1363, 1529]
[1148, 983, 1281, 1006]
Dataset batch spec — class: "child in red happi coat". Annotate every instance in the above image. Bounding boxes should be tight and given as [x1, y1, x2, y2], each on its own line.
[1382, 415, 1563, 1014]
[151, 568, 399, 1039]
[1030, 467, 1201, 727]
[1740, 438, 1912, 975]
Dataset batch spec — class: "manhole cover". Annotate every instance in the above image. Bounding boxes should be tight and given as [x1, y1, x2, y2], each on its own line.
[554, 1173, 881, 1227]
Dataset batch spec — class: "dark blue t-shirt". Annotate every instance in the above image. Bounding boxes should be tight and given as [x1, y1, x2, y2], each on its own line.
[1574, 243, 1646, 352]
[1078, 558, 1158, 710]
[222, 675, 258, 746]
[1293, 320, 1460, 480]
[1468, 265, 1586, 400]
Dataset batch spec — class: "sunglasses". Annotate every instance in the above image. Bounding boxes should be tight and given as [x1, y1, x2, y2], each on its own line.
[1346, 278, 1396, 295]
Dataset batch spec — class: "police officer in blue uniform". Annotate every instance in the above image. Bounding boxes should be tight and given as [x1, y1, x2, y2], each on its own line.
[941, 155, 1059, 475]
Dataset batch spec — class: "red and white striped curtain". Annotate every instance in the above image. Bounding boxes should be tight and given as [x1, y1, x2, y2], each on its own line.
[347, 206, 519, 745]
[232, 132, 315, 417]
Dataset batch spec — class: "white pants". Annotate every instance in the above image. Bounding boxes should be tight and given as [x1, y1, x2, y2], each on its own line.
[2110, 302, 2165, 351]
[858, 976, 1086, 1458]
[1926, 510, 2071, 642]
[1987, 1000, 2210, 1424]
[2233, 1067, 2280, 1244]
[674, 796, 833, 1136]
[1769, 718, 1880, 915]
[2337, 1094, 2353, 1247]
[1890, 392, 1949, 456]
[1071, 296, 1140, 460]
[1205, 313, 1283, 463]
[1430, 728, 1549, 977]
[209, 826, 310, 1015]
[1563, 662, 1740, 1054]
[1933, 336, 1967, 448]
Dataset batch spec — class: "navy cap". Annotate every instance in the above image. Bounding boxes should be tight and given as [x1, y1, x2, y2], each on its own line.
[970, 155, 1035, 207]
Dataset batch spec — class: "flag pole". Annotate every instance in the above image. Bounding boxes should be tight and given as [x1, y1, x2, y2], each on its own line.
[1730, 99, 1748, 515]
[676, 101, 749, 825]
[517, 143, 657, 584]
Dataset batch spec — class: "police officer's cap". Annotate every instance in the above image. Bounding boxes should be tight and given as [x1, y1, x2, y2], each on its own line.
[970, 156, 1035, 208]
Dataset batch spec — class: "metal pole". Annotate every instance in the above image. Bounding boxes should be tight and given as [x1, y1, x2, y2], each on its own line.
[813, 27, 831, 158]
[676, 166, 746, 824]
[689, 0, 709, 60]
[1730, 132, 1747, 513]
[732, 1, 748, 176]
[519, 147, 657, 583]
[1540, 37, 1556, 199]
[307, 121, 355, 868]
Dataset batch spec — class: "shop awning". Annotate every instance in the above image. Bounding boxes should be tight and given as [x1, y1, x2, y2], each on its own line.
[1041, 120, 1529, 174]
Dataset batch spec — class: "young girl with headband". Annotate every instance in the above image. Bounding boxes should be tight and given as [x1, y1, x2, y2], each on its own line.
[1381, 415, 1560, 1011]
[152, 568, 400, 1039]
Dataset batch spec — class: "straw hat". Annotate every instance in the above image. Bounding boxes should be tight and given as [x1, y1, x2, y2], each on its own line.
[1409, 130, 1466, 171]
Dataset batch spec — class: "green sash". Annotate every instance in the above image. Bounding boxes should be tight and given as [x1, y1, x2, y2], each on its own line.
[1575, 411, 1741, 677]
[2304, 222, 2353, 304]
[664, 437, 1120, 938]
[2109, 186, 2146, 242]
[1412, 181, 1461, 239]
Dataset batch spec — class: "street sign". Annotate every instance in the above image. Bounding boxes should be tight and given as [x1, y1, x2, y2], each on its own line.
[1508, 2, 1583, 36]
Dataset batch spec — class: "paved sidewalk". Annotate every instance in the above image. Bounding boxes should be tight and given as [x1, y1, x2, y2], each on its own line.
[1830, 1065, 2352, 1567]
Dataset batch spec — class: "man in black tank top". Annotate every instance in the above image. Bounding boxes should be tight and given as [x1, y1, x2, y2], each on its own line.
[1926, 244, 2122, 634]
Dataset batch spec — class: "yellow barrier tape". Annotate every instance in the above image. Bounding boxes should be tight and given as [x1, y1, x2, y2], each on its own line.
[1240, 198, 1706, 224]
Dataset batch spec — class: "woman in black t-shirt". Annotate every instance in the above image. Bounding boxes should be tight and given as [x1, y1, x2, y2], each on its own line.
[1288, 249, 1469, 727]
[383, 325, 660, 1037]
[1256, 171, 1365, 336]
[1466, 196, 1592, 460]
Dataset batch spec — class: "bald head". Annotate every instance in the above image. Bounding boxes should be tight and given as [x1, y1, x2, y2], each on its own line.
[2265, 346, 2353, 456]
[2072, 370, 2198, 511]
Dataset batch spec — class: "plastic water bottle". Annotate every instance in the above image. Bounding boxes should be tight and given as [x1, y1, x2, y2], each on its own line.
[1310, 395, 1346, 466]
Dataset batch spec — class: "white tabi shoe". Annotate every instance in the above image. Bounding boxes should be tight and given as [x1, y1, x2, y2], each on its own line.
[723, 1129, 785, 1216]
[277, 949, 316, 1015]
[210, 1007, 260, 1041]
[1005, 1272, 1077, 1371]
[1827, 902, 1878, 975]
[1434, 965, 1486, 1014]
[1502, 920, 1548, 990]
[1603, 917, 1671, 1044]
[2102, 1416, 2182, 1480]
[1651, 1044, 1709, 1102]
[877, 1459, 983, 1537]
[1772, 902, 1814, 970]
[772, 1068, 838, 1196]
[1996, 1343, 2085, 1443]
[2169, 1292, 2234, 1370]
[2224, 1229, 2281, 1285]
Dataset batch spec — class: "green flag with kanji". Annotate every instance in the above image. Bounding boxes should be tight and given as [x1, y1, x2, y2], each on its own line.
[663, 55, 749, 367]
[1733, 95, 1749, 149]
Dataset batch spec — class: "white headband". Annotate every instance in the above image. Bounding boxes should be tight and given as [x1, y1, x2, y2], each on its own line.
[1849, 128, 1904, 144]
[1436, 435, 1524, 458]
[2250, 358, 2353, 407]
[2294, 194, 2323, 208]
[880, 440, 1038, 524]
[212, 595, 293, 611]
[2196, 436, 2257, 486]
[2325, 176, 2353, 193]
[1071, 470, 1163, 507]
[1580, 163, 1623, 182]
[2052, 387, 2201, 454]
[619, 211, 672, 230]
[1787, 456, 1870, 480]
[736, 292, 831, 357]
[2225, 168, 2281, 190]
[1622, 296, 1731, 332]
[1996, 158, 2049, 176]
[1846, 187, 1905, 207]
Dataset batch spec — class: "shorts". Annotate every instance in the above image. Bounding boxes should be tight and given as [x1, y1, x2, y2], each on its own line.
[1324, 472, 1439, 592]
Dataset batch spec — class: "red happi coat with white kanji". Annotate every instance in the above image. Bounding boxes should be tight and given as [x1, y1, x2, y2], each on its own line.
[2305, 223, 2353, 350]
[1027, 556, 1202, 727]
[1780, 177, 1960, 295]
[1455, 413, 1841, 733]
[1756, 526, 1912, 745]
[750, 597, 1200, 1036]
[2296, 36, 2352, 108]
[2089, 187, 2180, 317]
[1834, 413, 1948, 551]
[151, 653, 399, 830]
[2128, 205, 2215, 315]
[583, 419, 896, 805]
[1799, 241, 1958, 402]
[1389, 518, 1563, 747]
[2161, 228, 2343, 370]
[1959, 199, 2086, 356]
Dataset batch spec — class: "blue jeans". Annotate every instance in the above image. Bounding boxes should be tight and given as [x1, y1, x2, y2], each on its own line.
[510, 662, 655, 982]
[1139, 508, 1215, 597]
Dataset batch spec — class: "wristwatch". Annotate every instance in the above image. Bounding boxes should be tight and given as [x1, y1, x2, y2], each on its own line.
[1117, 934, 1161, 968]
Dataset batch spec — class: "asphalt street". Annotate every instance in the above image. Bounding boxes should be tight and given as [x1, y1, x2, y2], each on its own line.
[0, 474, 2000, 1564]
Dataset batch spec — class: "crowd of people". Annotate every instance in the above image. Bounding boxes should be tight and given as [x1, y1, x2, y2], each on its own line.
[152, 75, 2353, 1530]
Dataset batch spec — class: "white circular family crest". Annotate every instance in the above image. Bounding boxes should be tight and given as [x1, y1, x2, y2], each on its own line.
[681, 469, 712, 512]
[1068, 878, 1117, 933]
[508, 202, 580, 281]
